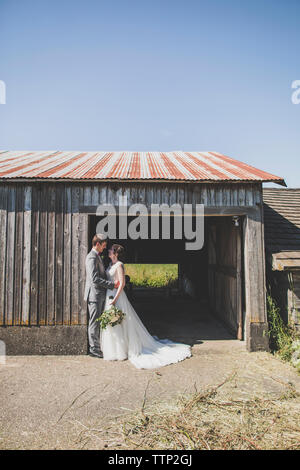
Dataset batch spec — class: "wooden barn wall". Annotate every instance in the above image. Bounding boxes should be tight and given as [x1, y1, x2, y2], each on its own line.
[285, 271, 300, 327]
[291, 272, 300, 326]
[0, 184, 88, 326]
[78, 181, 262, 209]
[266, 268, 300, 327]
[0, 181, 262, 326]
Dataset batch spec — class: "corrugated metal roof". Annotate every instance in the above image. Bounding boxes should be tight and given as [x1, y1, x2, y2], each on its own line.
[0, 150, 286, 185]
[263, 188, 300, 269]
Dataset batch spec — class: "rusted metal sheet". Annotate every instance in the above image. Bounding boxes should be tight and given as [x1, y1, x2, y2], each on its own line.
[0, 150, 286, 185]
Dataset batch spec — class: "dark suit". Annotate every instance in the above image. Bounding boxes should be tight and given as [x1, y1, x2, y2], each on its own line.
[84, 249, 115, 355]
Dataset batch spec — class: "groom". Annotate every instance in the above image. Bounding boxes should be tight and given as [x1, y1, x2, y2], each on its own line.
[84, 234, 119, 358]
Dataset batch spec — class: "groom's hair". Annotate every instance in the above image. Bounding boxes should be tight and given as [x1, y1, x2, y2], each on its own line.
[92, 234, 107, 246]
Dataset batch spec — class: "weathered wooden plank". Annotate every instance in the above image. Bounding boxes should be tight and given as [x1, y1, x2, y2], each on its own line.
[221, 187, 228, 206]
[30, 186, 40, 325]
[115, 186, 124, 211]
[83, 186, 92, 206]
[145, 185, 154, 208]
[243, 205, 267, 324]
[178, 185, 186, 208]
[71, 186, 80, 324]
[276, 251, 300, 259]
[38, 184, 48, 325]
[91, 185, 99, 206]
[79, 213, 88, 325]
[204, 207, 257, 216]
[156, 185, 162, 205]
[55, 187, 64, 325]
[5, 186, 16, 325]
[232, 187, 238, 206]
[47, 188, 56, 325]
[189, 185, 197, 207]
[245, 187, 253, 206]
[236, 223, 243, 339]
[288, 273, 300, 324]
[14, 186, 24, 325]
[215, 187, 222, 206]
[22, 186, 32, 325]
[63, 186, 72, 325]
[209, 187, 215, 206]
[111, 183, 120, 206]
[255, 184, 262, 204]
[0, 185, 8, 325]
[99, 185, 107, 206]
[198, 185, 205, 205]
[238, 187, 245, 206]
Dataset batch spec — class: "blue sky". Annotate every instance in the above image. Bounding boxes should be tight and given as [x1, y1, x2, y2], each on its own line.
[0, 0, 299, 187]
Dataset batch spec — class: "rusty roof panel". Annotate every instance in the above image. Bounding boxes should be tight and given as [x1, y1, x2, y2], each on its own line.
[0, 150, 286, 185]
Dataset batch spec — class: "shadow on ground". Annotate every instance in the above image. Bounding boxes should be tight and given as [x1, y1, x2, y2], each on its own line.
[129, 288, 234, 345]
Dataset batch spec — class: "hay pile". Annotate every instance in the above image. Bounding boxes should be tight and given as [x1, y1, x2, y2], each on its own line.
[119, 375, 300, 450]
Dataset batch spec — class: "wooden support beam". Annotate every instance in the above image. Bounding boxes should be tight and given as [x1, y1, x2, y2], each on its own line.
[243, 205, 269, 351]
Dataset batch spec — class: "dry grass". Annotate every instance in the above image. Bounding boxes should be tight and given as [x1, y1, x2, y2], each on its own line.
[117, 374, 300, 450]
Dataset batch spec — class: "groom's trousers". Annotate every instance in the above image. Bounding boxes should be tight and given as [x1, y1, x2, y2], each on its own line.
[87, 298, 105, 355]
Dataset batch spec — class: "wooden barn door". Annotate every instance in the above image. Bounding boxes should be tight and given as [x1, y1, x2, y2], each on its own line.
[207, 217, 243, 339]
[289, 272, 300, 328]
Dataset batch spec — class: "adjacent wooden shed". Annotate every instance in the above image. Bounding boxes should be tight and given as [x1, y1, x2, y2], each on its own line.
[0, 150, 286, 354]
[263, 188, 300, 329]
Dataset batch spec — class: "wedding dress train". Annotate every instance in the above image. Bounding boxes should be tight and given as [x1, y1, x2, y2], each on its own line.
[100, 261, 192, 369]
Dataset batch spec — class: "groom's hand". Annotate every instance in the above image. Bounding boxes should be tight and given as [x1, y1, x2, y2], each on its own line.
[114, 280, 120, 289]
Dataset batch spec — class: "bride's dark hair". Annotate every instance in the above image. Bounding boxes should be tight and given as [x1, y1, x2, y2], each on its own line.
[111, 244, 125, 263]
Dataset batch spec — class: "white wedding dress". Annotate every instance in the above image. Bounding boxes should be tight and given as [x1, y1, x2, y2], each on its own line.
[100, 261, 192, 369]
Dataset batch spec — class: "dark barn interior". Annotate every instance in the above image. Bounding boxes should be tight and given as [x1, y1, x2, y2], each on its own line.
[89, 214, 245, 345]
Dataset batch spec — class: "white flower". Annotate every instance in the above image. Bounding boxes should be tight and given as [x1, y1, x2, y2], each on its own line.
[291, 350, 300, 367]
[291, 340, 300, 351]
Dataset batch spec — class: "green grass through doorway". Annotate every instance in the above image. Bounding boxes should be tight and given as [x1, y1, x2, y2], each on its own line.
[124, 264, 178, 288]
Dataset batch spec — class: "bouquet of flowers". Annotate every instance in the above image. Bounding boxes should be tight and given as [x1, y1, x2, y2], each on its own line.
[97, 296, 126, 330]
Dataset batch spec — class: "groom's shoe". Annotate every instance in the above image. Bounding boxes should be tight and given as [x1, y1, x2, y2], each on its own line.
[88, 351, 103, 358]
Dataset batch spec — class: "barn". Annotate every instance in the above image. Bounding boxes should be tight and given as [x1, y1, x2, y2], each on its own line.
[263, 188, 300, 329]
[0, 150, 286, 354]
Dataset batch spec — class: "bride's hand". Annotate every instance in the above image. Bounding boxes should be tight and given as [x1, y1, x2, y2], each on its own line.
[109, 298, 116, 306]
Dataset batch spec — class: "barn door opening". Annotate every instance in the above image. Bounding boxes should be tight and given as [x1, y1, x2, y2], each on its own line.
[207, 216, 244, 339]
[88, 214, 237, 344]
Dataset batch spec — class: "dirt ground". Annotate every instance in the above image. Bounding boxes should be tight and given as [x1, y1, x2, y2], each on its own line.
[1, 295, 300, 450]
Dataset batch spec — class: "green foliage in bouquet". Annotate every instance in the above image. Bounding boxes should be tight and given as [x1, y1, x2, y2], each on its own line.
[97, 296, 126, 330]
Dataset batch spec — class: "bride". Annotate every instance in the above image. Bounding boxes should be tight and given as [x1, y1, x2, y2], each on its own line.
[100, 244, 192, 369]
